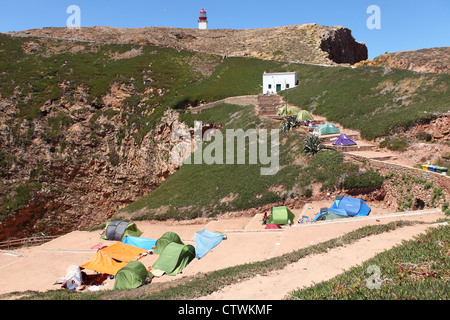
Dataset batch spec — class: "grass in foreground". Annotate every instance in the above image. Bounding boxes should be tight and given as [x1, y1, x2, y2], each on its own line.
[288, 223, 450, 300]
[12, 220, 429, 300]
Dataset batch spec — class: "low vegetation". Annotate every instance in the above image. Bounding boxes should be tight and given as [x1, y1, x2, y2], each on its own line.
[288, 223, 450, 300]
[118, 103, 307, 220]
[280, 65, 450, 140]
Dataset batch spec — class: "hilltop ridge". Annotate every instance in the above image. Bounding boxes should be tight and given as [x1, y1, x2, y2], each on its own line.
[7, 23, 368, 65]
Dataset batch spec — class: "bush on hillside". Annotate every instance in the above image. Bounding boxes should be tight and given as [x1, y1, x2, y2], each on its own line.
[343, 170, 385, 190]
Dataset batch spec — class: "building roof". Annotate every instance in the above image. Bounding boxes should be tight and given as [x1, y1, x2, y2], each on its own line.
[263, 72, 297, 76]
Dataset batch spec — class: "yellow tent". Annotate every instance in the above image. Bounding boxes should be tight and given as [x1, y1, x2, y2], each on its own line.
[81, 243, 148, 275]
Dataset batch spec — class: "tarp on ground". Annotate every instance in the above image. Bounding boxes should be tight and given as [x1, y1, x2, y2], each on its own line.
[152, 242, 195, 276]
[80, 242, 148, 275]
[332, 133, 357, 146]
[113, 261, 150, 290]
[313, 123, 340, 135]
[80, 251, 129, 275]
[123, 236, 157, 251]
[276, 105, 300, 116]
[312, 196, 371, 221]
[267, 206, 295, 225]
[153, 231, 183, 255]
[102, 221, 143, 241]
[296, 110, 314, 121]
[194, 228, 224, 259]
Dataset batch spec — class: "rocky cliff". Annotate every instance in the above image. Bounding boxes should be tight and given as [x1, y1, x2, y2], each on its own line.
[357, 47, 450, 74]
[8, 23, 368, 65]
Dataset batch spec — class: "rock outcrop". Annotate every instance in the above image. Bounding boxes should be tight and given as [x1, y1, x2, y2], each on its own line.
[319, 27, 368, 64]
[0, 84, 187, 240]
[357, 47, 450, 74]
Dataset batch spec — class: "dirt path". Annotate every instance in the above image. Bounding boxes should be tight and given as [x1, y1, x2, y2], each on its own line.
[196, 222, 443, 300]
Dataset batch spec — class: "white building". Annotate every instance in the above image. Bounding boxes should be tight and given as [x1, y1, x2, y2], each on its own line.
[262, 72, 297, 94]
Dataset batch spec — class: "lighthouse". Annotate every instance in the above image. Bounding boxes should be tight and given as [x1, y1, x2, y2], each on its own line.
[198, 9, 208, 30]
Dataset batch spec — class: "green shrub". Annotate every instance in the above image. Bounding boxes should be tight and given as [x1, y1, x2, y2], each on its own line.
[416, 131, 432, 142]
[379, 137, 409, 151]
[343, 170, 385, 190]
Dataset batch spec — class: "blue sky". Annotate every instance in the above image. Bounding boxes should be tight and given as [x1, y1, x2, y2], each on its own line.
[0, 0, 448, 59]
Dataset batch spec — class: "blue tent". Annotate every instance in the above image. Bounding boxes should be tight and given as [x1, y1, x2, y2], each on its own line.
[312, 196, 371, 221]
[122, 236, 157, 251]
[194, 229, 225, 259]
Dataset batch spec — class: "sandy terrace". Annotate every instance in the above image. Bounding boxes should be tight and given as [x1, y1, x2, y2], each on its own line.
[0, 201, 445, 297]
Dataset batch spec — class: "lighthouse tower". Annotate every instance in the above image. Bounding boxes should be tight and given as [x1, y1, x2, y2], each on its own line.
[198, 9, 208, 30]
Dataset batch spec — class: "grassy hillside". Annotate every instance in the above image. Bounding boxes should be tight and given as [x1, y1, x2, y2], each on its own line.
[117, 103, 308, 220]
[1, 33, 448, 228]
[279, 64, 450, 140]
[117, 102, 385, 220]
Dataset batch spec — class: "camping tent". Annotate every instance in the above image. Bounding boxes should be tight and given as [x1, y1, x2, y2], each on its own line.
[332, 133, 357, 146]
[267, 206, 295, 225]
[312, 196, 371, 221]
[152, 242, 196, 276]
[312, 211, 351, 221]
[102, 221, 143, 241]
[113, 261, 151, 290]
[313, 123, 340, 135]
[265, 223, 282, 229]
[276, 105, 300, 116]
[153, 231, 183, 254]
[194, 229, 225, 259]
[296, 110, 314, 121]
[81, 242, 148, 275]
[123, 236, 157, 251]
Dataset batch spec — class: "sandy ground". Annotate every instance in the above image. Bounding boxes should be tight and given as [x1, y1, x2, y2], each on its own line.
[0, 200, 445, 299]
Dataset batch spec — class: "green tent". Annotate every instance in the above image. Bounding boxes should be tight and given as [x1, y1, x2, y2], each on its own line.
[267, 206, 296, 225]
[153, 231, 183, 254]
[113, 260, 151, 290]
[314, 212, 352, 221]
[102, 221, 143, 241]
[313, 123, 340, 135]
[276, 105, 300, 116]
[152, 242, 196, 276]
[296, 110, 314, 121]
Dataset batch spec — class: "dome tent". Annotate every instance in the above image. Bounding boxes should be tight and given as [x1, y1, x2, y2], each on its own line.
[152, 242, 196, 276]
[296, 110, 314, 121]
[313, 123, 340, 135]
[276, 105, 300, 116]
[332, 133, 357, 146]
[267, 206, 295, 225]
[113, 260, 151, 290]
[102, 221, 143, 241]
[153, 231, 183, 254]
[312, 196, 371, 221]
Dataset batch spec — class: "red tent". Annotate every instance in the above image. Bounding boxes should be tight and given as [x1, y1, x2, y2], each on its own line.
[265, 223, 282, 229]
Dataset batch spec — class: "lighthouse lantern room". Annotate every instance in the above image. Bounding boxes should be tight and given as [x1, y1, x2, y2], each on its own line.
[198, 9, 208, 30]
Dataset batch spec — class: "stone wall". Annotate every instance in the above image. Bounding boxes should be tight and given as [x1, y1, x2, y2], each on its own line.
[346, 153, 449, 212]
[190, 95, 259, 114]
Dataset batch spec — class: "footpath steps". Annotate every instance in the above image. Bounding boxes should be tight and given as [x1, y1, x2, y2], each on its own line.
[257, 94, 285, 117]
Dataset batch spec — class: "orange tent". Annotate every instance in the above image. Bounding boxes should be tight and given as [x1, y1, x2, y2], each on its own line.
[81, 242, 148, 275]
